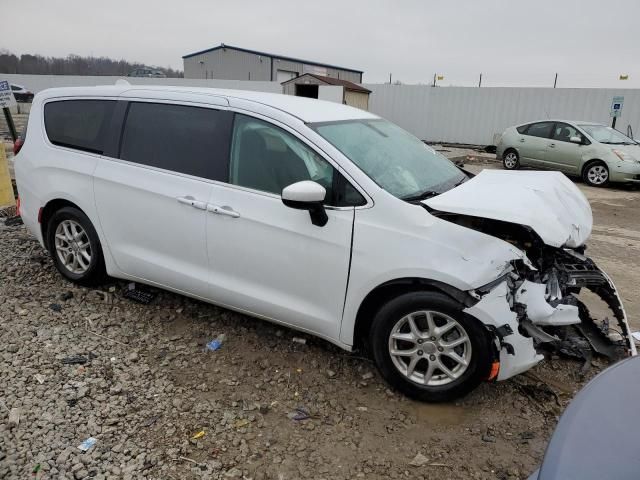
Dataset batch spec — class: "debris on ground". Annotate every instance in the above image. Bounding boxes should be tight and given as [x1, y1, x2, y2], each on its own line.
[61, 355, 89, 365]
[122, 282, 156, 304]
[77, 437, 97, 452]
[409, 452, 430, 467]
[206, 334, 226, 351]
[191, 430, 205, 440]
[292, 337, 306, 345]
[287, 407, 310, 421]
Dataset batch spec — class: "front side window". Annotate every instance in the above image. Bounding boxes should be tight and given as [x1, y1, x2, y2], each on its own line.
[310, 119, 465, 200]
[552, 123, 584, 143]
[229, 114, 364, 206]
[578, 124, 635, 145]
[525, 122, 554, 139]
[44, 100, 116, 154]
[119, 102, 232, 179]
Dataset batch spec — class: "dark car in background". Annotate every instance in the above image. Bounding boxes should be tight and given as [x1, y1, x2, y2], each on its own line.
[11, 84, 34, 103]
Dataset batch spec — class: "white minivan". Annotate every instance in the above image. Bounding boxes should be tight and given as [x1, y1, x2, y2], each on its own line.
[14, 84, 635, 402]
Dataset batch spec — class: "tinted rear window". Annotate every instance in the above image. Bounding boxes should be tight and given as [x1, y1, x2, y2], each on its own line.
[525, 122, 554, 139]
[44, 100, 115, 154]
[119, 102, 232, 180]
[516, 125, 529, 134]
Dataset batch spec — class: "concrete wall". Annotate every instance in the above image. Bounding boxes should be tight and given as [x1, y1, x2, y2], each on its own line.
[364, 85, 640, 144]
[1, 74, 282, 94]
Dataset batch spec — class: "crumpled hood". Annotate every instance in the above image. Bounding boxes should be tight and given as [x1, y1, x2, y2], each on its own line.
[424, 170, 592, 248]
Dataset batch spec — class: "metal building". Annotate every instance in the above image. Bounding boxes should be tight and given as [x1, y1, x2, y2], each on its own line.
[182, 44, 363, 83]
[281, 73, 371, 110]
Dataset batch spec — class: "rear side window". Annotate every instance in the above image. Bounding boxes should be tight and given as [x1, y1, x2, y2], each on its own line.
[44, 100, 115, 154]
[119, 102, 232, 180]
[516, 124, 529, 134]
[525, 122, 554, 139]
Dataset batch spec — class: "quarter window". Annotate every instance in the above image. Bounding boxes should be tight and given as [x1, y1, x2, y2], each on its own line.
[229, 114, 364, 206]
[44, 100, 116, 154]
[119, 102, 232, 180]
[525, 122, 554, 139]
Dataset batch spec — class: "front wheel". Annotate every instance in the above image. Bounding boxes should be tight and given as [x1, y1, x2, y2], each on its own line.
[583, 161, 609, 187]
[369, 291, 494, 402]
[46, 206, 107, 286]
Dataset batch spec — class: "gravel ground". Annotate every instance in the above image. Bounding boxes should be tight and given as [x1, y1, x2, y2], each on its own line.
[1, 161, 639, 479]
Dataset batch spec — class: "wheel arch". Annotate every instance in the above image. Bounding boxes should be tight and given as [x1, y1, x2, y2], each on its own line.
[41, 199, 84, 249]
[581, 158, 607, 176]
[352, 277, 478, 351]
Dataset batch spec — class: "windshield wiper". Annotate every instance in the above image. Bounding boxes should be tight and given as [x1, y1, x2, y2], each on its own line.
[402, 190, 440, 202]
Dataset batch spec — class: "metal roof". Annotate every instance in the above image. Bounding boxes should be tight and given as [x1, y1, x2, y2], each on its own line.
[281, 73, 371, 93]
[182, 43, 363, 74]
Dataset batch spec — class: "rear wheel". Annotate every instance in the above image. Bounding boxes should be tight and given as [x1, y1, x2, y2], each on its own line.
[503, 150, 520, 170]
[46, 207, 106, 286]
[583, 161, 609, 187]
[369, 291, 494, 402]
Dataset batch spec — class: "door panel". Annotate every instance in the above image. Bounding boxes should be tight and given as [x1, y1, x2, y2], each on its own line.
[94, 161, 213, 298]
[205, 113, 356, 340]
[519, 122, 554, 167]
[205, 186, 353, 339]
[545, 123, 584, 173]
[93, 101, 232, 298]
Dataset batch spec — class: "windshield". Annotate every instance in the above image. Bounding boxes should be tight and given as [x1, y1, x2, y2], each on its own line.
[579, 124, 636, 145]
[310, 119, 466, 200]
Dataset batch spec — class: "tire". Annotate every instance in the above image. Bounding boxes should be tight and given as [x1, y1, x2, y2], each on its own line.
[369, 291, 494, 402]
[502, 149, 520, 170]
[46, 206, 106, 286]
[582, 161, 609, 187]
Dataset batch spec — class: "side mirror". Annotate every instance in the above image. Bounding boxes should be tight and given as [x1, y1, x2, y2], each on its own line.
[281, 181, 328, 227]
[570, 136, 583, 144]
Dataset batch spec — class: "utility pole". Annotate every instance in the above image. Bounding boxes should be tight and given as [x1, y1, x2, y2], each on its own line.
[389, 73, 392, 84]
[553, 73, 558, 88]
[612, 116, 617, 129]
[478, 73, 483, 88]
[433, 73, 437, 87]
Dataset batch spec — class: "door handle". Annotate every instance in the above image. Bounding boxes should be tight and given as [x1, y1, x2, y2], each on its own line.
[519, 138, 525, 143]
[207, 204, 240, 218]
[548, 143, 556, 148]
[177, 196, 207, 210]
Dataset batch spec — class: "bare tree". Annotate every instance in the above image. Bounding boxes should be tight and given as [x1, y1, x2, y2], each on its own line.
[0, 51, 183, 77]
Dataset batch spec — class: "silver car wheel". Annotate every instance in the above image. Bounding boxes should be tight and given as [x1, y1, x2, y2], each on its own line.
[388, 310, 472, 387]
[504, 152, 518, 169]
[587, 164, 609, 185]
[54, 220, 92, 274]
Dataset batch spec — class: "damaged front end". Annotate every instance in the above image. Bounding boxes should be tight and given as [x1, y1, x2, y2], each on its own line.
[439, 214, 636, 381]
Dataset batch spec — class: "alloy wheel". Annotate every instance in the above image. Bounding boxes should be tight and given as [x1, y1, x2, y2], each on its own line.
[54, 220, 92, 274]
[504, 152, 518, 168]
[388, 310, 472, 387]
[587, 164, 608, 185]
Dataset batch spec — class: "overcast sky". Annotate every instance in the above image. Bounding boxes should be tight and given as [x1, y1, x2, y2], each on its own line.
[3, 0, 640, 87]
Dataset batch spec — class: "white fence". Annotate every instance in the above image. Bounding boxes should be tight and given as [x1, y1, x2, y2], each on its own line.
[2, 74, 282, 95]
[364, 85, 640, 145]
[4, 74, 640, 145]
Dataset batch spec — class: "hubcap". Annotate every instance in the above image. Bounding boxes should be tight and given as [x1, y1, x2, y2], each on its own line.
[504, 153, 517, 168]
[388, 310, 472, 387]
[587, 165, 608, 185]
[54, 220, 92, 274]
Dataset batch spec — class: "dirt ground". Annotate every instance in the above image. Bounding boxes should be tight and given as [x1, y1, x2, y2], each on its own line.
[1, 145, 639, 479]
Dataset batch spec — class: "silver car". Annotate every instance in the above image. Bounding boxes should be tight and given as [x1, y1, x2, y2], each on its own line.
[497, 120, 640, 187]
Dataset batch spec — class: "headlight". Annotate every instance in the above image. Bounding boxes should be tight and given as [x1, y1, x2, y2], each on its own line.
[612, 149, 640, 163]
